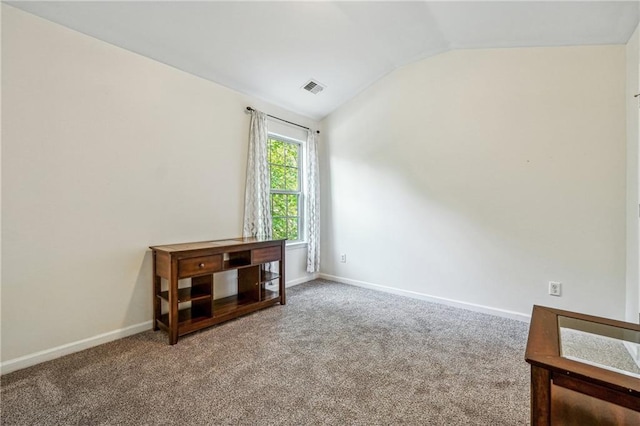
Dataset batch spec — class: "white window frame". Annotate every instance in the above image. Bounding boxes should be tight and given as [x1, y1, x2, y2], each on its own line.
[268, 133, 305, 244]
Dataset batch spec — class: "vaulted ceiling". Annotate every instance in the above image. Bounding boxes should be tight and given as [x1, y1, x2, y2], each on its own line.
[8, 1, 640, 120]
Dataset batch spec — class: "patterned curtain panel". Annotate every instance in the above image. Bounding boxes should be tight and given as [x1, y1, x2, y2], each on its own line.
[305, 130, 320, 273]
[243, 110, 272, 239]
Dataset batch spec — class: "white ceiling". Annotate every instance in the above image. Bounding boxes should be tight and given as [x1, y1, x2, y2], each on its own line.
[7, 1, 640, 120]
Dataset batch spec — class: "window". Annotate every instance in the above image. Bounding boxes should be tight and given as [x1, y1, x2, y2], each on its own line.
[268, 135, 303, 241]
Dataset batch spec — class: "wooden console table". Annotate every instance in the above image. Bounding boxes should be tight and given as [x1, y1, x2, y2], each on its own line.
[525, 305, 640, 425]
[150, 237, 286, 344]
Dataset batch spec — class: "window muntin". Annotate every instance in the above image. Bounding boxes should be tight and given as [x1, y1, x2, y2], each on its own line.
[268, 135, 302, 241]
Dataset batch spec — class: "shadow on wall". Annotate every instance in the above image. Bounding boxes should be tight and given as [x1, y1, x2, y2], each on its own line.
[127, 249, 154, 328]
[320, 47, 626, 318]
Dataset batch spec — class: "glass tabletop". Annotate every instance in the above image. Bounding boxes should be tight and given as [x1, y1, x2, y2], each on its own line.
[559, 315, 640, 379]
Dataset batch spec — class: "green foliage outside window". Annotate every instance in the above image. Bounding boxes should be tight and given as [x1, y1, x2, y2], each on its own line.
[268, 137, 301, 241]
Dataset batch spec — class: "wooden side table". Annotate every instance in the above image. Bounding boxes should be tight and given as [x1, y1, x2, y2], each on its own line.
[525, 305, 640, 425]
[150, 237, 286, 344]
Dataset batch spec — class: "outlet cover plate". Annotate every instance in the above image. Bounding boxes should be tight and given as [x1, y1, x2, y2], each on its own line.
[549, 281, 562, 297]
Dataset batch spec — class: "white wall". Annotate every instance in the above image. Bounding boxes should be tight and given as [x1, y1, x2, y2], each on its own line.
[0, 3, 4, 365]
[1, 5, 317, 368]
[627, 24, 640, 324]
[321, 45, 627, 321]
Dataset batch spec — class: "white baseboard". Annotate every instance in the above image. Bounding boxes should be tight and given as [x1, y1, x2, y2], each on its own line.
[1, 321, 153, 375]
[2, 273, 524, 375]
[318, 273, 531, 323]
[286, 273, 319, 288]
[2, 276, 318, 375]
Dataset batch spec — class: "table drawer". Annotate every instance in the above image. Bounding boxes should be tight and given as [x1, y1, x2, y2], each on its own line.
[178, 255, 222, 278]
[252, 246, 281, 264]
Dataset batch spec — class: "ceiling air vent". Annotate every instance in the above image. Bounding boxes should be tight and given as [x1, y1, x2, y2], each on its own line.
[302, 79, 325, 95]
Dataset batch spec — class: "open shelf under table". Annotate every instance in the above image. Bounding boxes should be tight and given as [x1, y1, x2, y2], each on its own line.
[213, 289, 279, 317]
[158, 286, 211, 303]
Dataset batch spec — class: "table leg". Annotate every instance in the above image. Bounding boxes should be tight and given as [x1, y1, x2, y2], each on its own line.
[531, 365, 551, 425]
[169, 258, 179, 345]
[280, 241, 286, 305]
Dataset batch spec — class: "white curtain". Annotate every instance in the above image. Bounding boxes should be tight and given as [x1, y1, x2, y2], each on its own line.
[305, 130, 320, 273]
[243, 110, 272, 239]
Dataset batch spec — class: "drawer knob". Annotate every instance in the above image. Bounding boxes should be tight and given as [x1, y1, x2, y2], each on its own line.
[199, 263, 205, 268]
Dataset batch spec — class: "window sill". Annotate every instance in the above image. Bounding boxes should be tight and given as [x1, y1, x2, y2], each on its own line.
[286, 241, 308, 250]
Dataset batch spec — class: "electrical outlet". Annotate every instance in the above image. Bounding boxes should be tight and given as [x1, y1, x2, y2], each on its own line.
[549, 281, 562, 297]
[340, 254, 347, 263]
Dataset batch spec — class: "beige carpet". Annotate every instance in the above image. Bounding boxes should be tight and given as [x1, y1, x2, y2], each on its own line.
[1, 280, 530, 425]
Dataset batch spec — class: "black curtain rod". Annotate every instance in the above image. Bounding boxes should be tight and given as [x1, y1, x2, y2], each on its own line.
[246, 106, 319, 134]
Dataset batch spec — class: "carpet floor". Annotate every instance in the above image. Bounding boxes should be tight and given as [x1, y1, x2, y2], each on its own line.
[1, 280, 530, 425]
